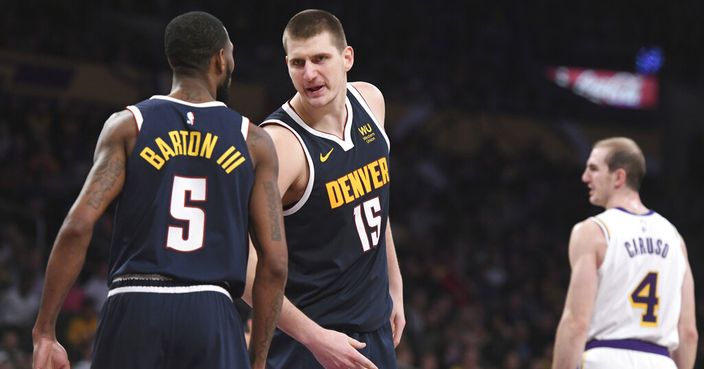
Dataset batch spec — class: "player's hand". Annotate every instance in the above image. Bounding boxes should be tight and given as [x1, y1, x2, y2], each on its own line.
[389, 291, 406, 347]
[305, 328, 378, 369]
[390, 292, 406, 347]
[33, 336, 70, 369]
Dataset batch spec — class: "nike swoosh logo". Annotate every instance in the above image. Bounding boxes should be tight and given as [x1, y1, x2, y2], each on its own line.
[320, 148, 334, 162]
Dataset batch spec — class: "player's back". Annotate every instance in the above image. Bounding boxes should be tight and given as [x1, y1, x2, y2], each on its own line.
[110, 96, 254, 295]
[588, 207, 686, 350]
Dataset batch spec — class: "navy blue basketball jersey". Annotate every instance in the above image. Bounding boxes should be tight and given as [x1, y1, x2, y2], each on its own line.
[110, 96, 254, 297]
[262, 84, 392, 331]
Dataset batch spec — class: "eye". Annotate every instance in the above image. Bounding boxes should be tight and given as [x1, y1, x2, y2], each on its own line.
[289, 59, 304, 67]
[313, 55, 328, 63]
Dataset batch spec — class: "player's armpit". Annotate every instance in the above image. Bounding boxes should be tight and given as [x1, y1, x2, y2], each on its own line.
[261, 123, 308, 199]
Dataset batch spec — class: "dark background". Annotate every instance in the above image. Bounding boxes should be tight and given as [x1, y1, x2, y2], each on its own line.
[1, 1, 702, 368]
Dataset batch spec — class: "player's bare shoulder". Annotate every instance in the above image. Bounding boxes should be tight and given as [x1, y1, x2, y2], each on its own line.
[568, 218, 608, 263]
[350, 81, 384, 102]
[570, 218, 605, 243]
[94, 109, 138, 158]
[103, 110, 137, 135]
[350, 81, 385, 125]
[246, 123, 278, 169]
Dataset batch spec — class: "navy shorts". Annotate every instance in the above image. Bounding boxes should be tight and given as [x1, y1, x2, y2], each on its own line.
[91, 280, 248, 369]
[267, 321, 397, 369]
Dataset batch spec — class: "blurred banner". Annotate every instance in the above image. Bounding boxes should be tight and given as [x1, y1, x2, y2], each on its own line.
[0, 49, 143, 106]
[546, 66, 658, 109]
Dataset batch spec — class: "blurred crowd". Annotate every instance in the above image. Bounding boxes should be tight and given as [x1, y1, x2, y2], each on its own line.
[2, 94, 703, 369]
[1, 1, 704, 369]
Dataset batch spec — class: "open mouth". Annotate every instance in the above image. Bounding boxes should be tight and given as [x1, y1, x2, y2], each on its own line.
[306, 85, 324, 93]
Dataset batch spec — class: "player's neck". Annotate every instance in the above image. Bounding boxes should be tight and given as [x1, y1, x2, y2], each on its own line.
[291, 93, 347, 137]
[169, 76, 217, 103]
[606, 191, 648, 215]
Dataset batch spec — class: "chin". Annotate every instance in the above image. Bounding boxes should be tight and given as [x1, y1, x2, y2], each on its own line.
[589, 198, 605, 208]
[304, 95, 332, 108]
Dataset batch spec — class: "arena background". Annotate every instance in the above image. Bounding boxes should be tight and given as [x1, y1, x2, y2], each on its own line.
[1, 1, 702, 368]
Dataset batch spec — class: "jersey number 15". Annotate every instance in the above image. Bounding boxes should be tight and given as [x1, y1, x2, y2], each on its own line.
[353, 197, 382, 252]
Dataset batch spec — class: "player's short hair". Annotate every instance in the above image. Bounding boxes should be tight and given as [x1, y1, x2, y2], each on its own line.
[164, 11, 228, 75]
[594, 137, 646, 191]
[282, 9, 347, 53]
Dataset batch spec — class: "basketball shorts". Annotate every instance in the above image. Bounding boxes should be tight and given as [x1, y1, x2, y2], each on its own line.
[91, 276, 248, 369]
[581, 339, 676, 369]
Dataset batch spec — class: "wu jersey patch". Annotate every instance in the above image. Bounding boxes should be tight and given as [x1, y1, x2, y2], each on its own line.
[357, 123, 376, 143]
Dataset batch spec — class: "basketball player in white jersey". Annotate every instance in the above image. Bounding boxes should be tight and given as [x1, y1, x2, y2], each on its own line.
[552, 137, 697, 369]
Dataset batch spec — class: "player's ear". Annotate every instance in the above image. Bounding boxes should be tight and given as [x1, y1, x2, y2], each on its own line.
[215, 49, 227, 75]
[343, 46, 354, 72]
[614, 168, 627, 188]
[209, 48, 226, 77]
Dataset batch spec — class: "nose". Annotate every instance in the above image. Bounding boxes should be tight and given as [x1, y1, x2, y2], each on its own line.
[581, 169, 589, 183]
[302, 61, 317, 81]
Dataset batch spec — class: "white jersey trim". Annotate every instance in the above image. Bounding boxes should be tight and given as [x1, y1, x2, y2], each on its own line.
[241, 116, 250, 140]
[282, 100, 355, 152]
[149, 95, 227, 108]
[590, 216, 611, 242]
[107, 284, 232, 302]
[261, 119, 315, 216]
[126, 105, 143, 131]
[347, 83, 391, 152]
[591, 215, 614, 273]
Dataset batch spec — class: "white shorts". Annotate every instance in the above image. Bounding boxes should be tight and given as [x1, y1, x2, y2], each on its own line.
[582, 340, 676, 369]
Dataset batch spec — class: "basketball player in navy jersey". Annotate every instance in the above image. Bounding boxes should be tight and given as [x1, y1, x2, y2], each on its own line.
[31, 11, 287, 369]
[244, 9, 404, 369]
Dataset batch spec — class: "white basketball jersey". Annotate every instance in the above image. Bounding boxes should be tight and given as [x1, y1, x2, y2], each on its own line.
[587, 208, 686, 350]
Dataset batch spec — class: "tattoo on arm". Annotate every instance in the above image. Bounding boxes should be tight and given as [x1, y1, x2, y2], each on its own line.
[253, 290, 284, 362]
[264, 181, 281, 241]
[248, 126, 262, 144]
[86, 153, 124, 210]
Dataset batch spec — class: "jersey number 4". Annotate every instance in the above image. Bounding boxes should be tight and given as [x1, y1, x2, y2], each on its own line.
[353, 197, 382, 252]
[167, 176, 207, 252]
[630, 271, 659, 326]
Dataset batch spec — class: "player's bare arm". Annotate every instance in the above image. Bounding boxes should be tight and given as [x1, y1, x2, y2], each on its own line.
[32, 110, 134, 369]
[246, 123, 288, 369]
[242, 124, 306, 309]
[384, 221, 405, 346]
[672, 239, 698, 369]
[552, 220, 603, 369]
[353, 81, 406, 347]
